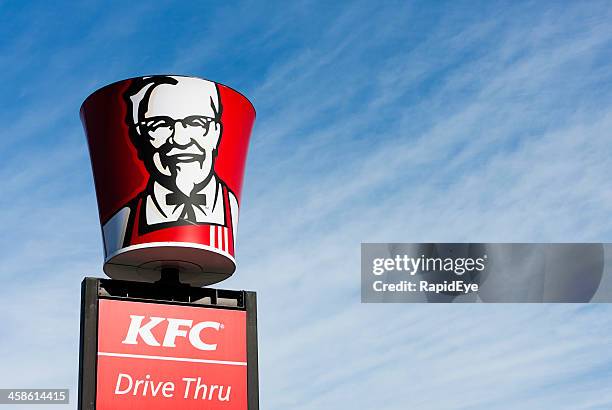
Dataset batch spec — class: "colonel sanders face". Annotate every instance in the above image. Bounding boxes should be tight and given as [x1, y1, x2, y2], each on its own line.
[127, 77, 223, 196]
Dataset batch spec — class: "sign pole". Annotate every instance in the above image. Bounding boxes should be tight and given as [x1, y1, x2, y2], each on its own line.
[246, 291, 259, 410]
[78, 278, 98, 410]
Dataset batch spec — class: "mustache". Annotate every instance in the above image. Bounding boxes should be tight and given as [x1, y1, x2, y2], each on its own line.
[157, 139, 206, 156]
[167, 146, 204, 157]
[158, 141, 206, 165]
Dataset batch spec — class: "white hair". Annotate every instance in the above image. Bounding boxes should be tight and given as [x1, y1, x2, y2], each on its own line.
[127, 76, 221, 127]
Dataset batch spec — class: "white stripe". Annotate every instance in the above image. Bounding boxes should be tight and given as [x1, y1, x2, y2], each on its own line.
[97, 352, 247, 366]
[210, 226, 215, 247]
[217, 227, 222, 250]
[224, 227, 229, 252]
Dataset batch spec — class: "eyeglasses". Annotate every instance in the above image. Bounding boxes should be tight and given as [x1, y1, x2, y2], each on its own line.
[139, 115, 217, 140]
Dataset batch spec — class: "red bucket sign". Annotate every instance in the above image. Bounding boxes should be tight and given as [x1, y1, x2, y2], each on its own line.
[81, 76, 255, 285]
[96, 299, 248, 410]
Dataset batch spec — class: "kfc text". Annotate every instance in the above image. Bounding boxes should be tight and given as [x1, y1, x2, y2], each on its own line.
[121, 315, 222, 350]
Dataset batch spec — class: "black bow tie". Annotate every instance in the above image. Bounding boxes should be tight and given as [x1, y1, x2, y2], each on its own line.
[166, 192, 207, 222]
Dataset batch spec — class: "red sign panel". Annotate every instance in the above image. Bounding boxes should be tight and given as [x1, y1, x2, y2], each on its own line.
[96, 299, 247, 409]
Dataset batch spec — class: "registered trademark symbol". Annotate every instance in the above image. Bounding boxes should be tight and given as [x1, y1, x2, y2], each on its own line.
[220, 324, 225, 329]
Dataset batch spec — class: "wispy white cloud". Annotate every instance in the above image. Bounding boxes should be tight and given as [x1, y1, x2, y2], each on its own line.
[231, 2, 612, 408]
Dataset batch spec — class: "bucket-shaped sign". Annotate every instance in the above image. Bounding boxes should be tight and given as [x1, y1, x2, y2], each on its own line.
[81, 75, 255, 286]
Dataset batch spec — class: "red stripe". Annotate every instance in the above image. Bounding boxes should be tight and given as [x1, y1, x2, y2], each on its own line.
[222, 185, 234, 255]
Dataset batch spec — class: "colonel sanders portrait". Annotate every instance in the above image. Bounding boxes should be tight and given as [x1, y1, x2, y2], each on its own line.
[101, 76, 239, 258]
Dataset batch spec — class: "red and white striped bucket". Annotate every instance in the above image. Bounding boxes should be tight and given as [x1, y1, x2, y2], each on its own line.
[80, 75, 255, 286]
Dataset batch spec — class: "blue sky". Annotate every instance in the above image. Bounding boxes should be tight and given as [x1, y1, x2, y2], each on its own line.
[1, 0, 612, 408]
